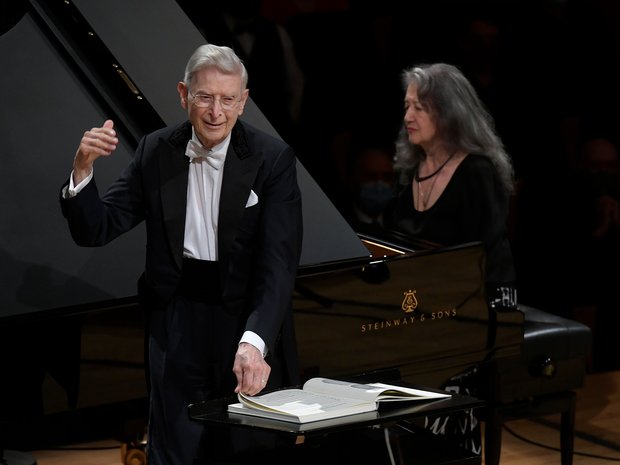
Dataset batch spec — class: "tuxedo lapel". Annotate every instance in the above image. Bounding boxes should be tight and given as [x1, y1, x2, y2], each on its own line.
[160, 123, 191, 272]
[218, 123, 262, 284]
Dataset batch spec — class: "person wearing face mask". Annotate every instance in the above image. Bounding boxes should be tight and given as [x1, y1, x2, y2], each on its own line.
[341, 143, 396, 233]
[59, 44, 303, 465]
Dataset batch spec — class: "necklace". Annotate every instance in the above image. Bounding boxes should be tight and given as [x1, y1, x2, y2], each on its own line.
[414, 151, 457, 182]
[415, 151, 457, 210]
[416, 174, 441, 210]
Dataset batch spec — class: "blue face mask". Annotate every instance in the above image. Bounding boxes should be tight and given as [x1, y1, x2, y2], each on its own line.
[357, 181, 394, 217]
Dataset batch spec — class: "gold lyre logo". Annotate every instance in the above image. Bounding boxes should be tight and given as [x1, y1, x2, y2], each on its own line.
[402, 289, 418, 313]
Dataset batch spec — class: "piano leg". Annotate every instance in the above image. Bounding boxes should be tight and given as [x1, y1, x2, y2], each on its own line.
[560, 392, 576, 465]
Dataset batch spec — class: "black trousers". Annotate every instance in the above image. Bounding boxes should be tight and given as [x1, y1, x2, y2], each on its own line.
[145, 259, 288, 465]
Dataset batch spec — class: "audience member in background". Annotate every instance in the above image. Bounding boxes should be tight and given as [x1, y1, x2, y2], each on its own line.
[577, 136, 620, 239]
[340, 142, 396, 233]
[567, 135, 620, 371]
[385, 62, 518, 453]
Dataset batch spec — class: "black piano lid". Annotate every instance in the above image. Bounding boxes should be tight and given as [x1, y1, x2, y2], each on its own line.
[0, 0, 370, 321]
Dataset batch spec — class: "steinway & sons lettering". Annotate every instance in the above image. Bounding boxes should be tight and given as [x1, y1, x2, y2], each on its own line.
[360, 308, 457, 333]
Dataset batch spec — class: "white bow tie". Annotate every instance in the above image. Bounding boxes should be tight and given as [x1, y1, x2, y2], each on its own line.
[185, 139, 226, 170]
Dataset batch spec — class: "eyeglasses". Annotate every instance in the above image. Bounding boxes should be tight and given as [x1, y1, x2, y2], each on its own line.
[188, 91, 240, 110]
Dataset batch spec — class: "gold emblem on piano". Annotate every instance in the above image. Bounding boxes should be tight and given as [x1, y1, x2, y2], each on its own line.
[402, 289, 418, 313]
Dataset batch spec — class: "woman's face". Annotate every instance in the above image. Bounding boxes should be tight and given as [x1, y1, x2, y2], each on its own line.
[403, 84, 438, 150]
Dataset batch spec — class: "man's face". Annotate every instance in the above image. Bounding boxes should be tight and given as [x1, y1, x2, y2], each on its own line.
[178, 67, 249, 148]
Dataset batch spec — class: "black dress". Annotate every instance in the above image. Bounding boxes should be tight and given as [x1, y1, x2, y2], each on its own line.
[387, 153, 517, 308]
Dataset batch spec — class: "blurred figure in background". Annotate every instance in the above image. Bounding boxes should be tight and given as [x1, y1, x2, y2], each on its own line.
[567, 134, 620, 371]
[340, 141, 396, 233]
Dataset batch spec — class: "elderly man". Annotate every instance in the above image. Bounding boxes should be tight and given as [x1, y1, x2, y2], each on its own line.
[60, 44, 303, 464]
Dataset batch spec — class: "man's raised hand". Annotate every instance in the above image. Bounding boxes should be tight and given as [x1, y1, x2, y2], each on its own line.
[73, 119, 118, 184]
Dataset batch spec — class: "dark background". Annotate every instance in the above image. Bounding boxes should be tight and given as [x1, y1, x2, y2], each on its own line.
[0, 0, 618, 449]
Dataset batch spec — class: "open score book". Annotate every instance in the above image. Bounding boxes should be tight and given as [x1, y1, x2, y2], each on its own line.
[227, 377, 451, 423]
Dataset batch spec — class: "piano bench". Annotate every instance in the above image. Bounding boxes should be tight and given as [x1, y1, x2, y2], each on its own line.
[480, 304, 591, 465]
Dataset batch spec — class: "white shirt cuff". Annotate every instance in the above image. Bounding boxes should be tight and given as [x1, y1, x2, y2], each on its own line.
[240, 331, 267, 358]
[63, 169, 93, 198]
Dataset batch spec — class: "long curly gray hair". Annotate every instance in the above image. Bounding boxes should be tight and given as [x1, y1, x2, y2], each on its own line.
[394, 63, 514, 193]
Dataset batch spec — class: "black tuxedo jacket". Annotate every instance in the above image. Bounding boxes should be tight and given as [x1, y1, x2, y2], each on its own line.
[60, 120, 303, 383]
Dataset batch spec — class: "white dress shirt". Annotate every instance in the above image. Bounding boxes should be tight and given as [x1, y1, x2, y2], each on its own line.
[183, 131, 228, 261]
[183, 130, 266, 357]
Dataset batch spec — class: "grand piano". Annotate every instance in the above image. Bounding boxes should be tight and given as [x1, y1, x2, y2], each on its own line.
[0, 0, 524, 453]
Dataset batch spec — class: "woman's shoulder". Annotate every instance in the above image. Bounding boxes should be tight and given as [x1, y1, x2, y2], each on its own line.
[453, 153, 505, 196]
[462, 153, 493, 168]
[457, 153, 497, 179]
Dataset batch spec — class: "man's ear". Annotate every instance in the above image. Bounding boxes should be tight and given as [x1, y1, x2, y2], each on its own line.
[238, 88, 250, 115]
[177, 81, 188, 109]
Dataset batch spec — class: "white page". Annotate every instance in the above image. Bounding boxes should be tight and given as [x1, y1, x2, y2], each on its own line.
[238, 388, 369, 415]
[302, 378, 449, 402]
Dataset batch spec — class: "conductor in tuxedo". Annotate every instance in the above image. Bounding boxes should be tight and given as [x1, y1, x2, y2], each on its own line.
[60, 44, 303, 464]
